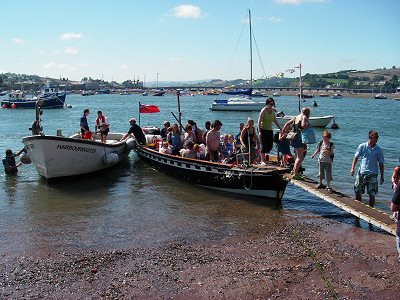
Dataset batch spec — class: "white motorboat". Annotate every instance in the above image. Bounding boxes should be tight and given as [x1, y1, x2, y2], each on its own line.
[331, 93, 343, 99]
[273, 92, 281, 97]
[21, 101, 135, 179]
[276, 115, 334, 128]
[210, 96, 265, 111]
[22, 132, 135, 179]
[374, 93, 387, 99]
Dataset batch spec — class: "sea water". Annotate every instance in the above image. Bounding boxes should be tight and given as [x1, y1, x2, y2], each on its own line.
[0, 93, 398, 257]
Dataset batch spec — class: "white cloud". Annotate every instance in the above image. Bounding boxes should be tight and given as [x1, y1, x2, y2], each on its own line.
[19, 62, 25, 66]
[64, 46, 78, 55]
[120, 64, 129, 69]
[60, 33, 83, 40]
[57, 64, 69, 69]
[268, 16, 282, 23]
[12, 38, 24, 44]
[171, 5, 201, 18]
[44, 62, 55, 69]
[275, 0, 328, 4]
[169, 57, 182, 61]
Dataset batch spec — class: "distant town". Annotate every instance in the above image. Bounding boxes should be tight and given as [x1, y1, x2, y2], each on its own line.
[0, 67, 399, 94]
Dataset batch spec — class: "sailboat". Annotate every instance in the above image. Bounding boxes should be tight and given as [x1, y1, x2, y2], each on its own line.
[276, 63, 333, 127]
[210, 10, 265, 111]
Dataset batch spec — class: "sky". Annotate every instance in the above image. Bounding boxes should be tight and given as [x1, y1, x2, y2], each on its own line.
[1, 0, 399, 84]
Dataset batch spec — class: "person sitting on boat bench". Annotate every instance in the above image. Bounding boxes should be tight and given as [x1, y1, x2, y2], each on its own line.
[94, 110, 110, 143]
[80, 109, 90, 137]
[160, 121, 170, 140]
[120, 118, 146, 145]
[205, 120, 223, 162]
[180, 140, 197, 159]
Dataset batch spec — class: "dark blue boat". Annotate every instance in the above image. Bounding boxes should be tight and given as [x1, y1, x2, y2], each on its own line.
[1, 90, 65, 109]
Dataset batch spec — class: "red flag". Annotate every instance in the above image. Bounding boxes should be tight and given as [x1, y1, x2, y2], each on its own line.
[139, 104, 160, 113]
[294, 63, 301, 68]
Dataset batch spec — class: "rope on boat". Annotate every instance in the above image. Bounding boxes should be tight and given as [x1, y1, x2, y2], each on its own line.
[242, 161, 254, 190]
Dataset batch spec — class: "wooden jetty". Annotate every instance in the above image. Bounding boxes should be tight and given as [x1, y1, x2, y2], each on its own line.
[284, 174, 397, 236]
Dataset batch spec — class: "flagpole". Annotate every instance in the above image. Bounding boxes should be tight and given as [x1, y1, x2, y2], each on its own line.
[139, 102, 141, 127]
[298, 64, 302, 112]
[177, 90, 182, 132]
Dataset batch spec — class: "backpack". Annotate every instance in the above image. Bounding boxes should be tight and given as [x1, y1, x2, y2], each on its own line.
[273, 131, 281, 144]
[317, 141, 334, 161]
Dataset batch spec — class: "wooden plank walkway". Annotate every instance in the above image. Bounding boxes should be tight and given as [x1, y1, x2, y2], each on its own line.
[284, 174, 397, 236]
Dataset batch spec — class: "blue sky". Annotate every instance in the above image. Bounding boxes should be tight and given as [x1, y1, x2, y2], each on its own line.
[1, 0, 399, 83]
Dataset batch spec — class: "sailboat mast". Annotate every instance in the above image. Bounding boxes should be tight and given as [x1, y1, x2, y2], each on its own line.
[249, 9, 253, 96]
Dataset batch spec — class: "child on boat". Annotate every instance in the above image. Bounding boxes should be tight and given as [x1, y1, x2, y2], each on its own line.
[277, 126, 292, 167]
[159, 141, 172, 154]
[311, 130, 335, 193]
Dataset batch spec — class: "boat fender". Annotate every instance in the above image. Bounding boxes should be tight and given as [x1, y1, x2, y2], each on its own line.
[125, 137, 136, 150]
[103, 153, 118, 164]
[19, 153, 31, 164]
[276, 111, 285, 117]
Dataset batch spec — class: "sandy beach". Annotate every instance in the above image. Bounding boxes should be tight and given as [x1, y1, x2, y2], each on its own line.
[1, 217, 398, 299]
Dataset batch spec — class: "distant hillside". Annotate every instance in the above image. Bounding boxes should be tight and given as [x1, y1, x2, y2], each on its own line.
[347, 68, 400, 80]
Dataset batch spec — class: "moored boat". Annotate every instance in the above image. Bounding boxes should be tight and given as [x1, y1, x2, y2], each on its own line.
[1, 90, 65, 109]
[210, 95, 266, 111]
[298, 93, 314, 98]
[277, 64, 333, 127]
[276, 114, 334, 127]
[40, 81, 67, 102]
[331, 93, 342, 99]
[152, 89, 165, 96]
[374, 93, 387, 99]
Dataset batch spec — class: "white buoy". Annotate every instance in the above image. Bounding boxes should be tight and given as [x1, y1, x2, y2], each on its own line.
[19, 153, 31, 164]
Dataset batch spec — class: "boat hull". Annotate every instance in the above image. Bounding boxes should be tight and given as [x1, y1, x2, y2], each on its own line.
[210, 99, 265, 111]
[22, 133, 133, 179]
[134, 146, 289, 200]
[1, 95, 65, 109]
[276, 115, 333, 127]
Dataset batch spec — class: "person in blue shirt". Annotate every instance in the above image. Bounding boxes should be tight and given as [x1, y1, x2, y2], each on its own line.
[350, 130, 384, 207]
[80, 108, 90, 135]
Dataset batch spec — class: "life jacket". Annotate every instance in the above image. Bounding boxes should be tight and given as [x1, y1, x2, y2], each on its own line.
[394, 166, 400, 185]
[96, 115, 106, 128]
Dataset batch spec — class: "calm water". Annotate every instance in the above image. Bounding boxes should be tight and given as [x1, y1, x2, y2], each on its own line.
[0, 93, 398, 258]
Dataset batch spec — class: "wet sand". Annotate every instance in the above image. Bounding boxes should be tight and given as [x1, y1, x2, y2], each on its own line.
[1, 217, 398, 299]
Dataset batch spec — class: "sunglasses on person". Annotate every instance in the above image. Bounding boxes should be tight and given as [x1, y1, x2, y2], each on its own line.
[370, 135, 379, 139]
[268, 102, 275, 106]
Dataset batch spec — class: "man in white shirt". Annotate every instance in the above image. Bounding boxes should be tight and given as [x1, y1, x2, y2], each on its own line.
[95, 110, 110, 143]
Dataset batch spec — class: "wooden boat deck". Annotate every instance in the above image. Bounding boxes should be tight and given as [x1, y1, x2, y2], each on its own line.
[284, 174, 397, 236]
